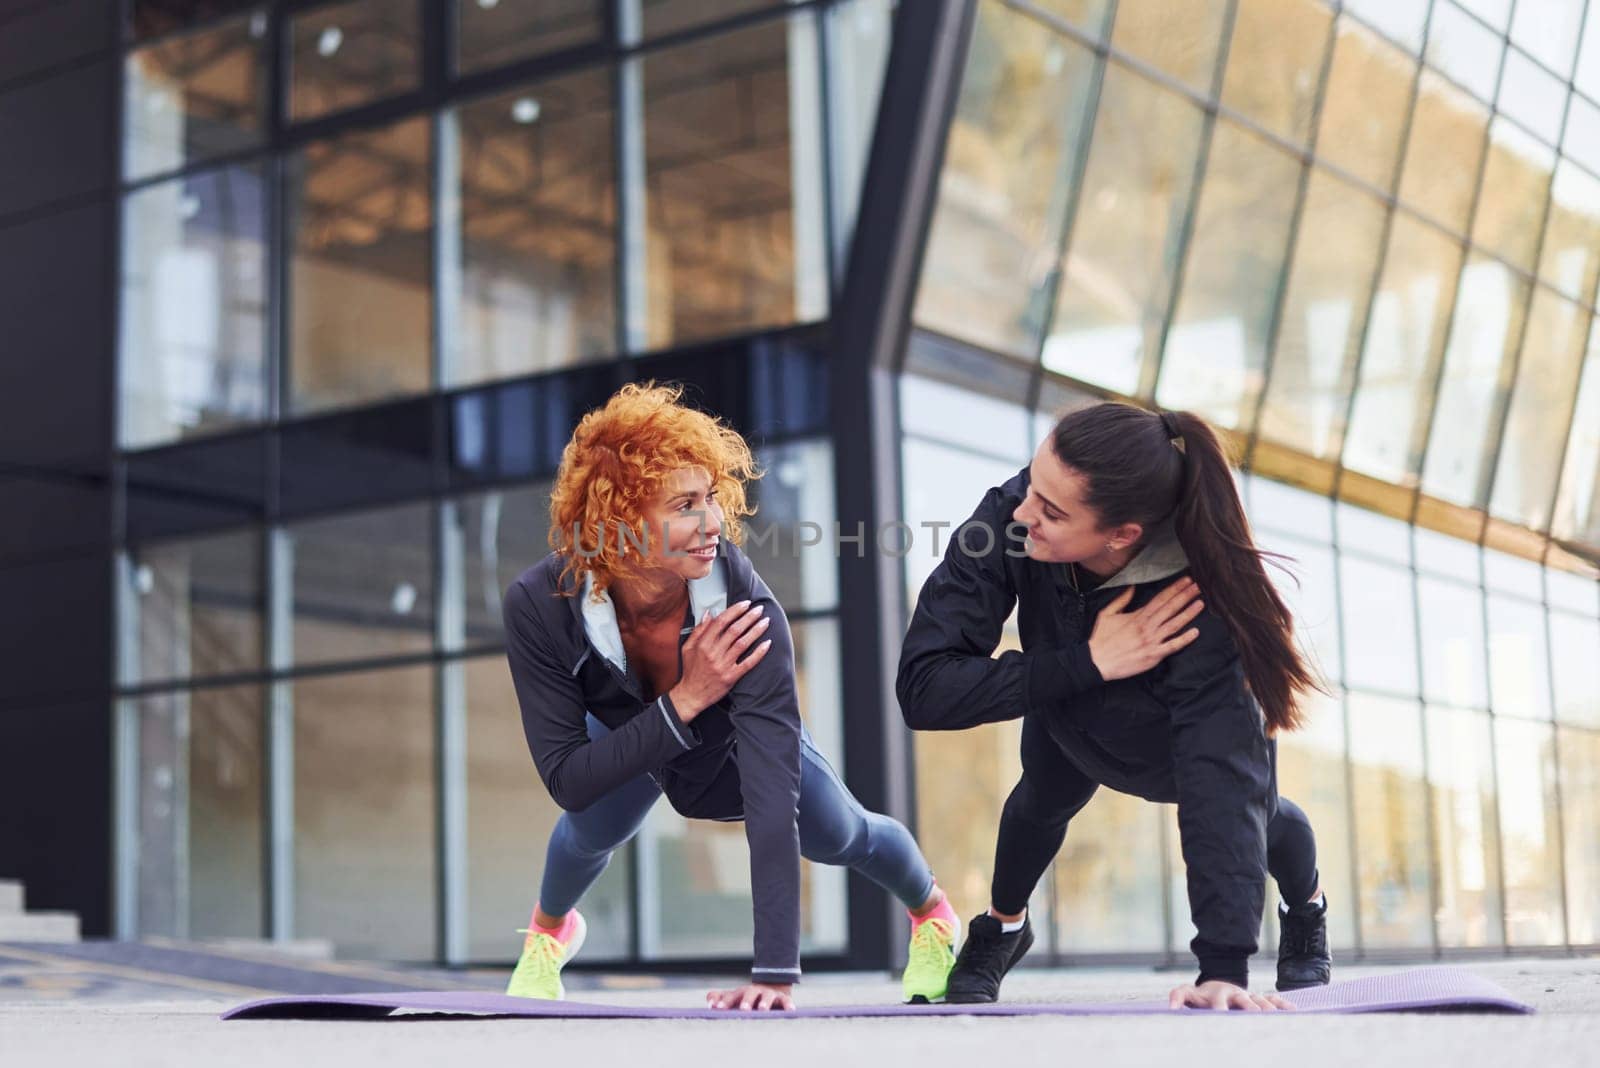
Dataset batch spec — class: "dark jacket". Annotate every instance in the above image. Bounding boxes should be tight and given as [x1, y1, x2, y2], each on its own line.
[502, 541, 803, 986]
[896, 467, 1276, 988]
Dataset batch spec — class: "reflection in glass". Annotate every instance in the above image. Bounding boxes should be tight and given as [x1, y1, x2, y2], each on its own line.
[1420, 256, 1530, 508]
[1256, 169, 1386, 461]
[1416, 577, 1487, 709]
[293, 666, 436, 958]
[456, 0, 602, 75]
[1424, 705, 1503, 947]
[1423, 1, 1503, 103]
[1471, 120, 1555, 274]
[135, 687, 263, 940]
[454, 483, 554, 648]
[1487, 593, 1553, 720]
[445, 68, 616, 386]
[1550, 610, 1600, 727]
[1558, 726, 1600, 942]
[641, 17, 827, 348]
[287, 117, 432, 414]
[1396, 71, 1489, 233]
[914, 6, 1097, 358]
[747, 439, 839, 614]
[1342, 214, 1464, 485]
[1539, 160, 1600, 303]
[463, 657, 630, 961]
[1054, 792, 1162, 953]
[1157, 120, 1300, 430]
[1551, 325, 1600, 546]
[1339, 555, 1419, 696]
[1108, 0, 1229, 93]
[1315, 19, 1415, 193]
[123, 532, 263, 687]
[120, 167, 269, 449]
[288, 503, 434, 667]
[289, 0, 421, 123]
[1219, 0, 1332, 147]
[1494, 717, 1565, 946]
[1489, 292, 1591, 531]
[1043, 67, 1205, 396]
[123, 12, 269, 182]
[1347, 692, 1432, 949]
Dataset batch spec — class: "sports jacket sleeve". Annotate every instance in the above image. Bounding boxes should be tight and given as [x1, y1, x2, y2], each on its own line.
[1152, 607, 1273, 990]
[896, 482, 1103, 732]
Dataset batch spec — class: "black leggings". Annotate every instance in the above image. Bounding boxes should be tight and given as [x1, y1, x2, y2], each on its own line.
[991, 713, 1320, 915]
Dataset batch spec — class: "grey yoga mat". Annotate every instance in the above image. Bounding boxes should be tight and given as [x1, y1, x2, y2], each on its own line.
[221, 966, 1531, 1020]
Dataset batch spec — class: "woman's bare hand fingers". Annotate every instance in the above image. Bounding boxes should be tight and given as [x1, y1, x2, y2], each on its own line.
[731, 615, 771, 654]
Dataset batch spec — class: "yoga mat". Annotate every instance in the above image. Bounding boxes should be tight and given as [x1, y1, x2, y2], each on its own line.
[222, 966, 1531, 1020]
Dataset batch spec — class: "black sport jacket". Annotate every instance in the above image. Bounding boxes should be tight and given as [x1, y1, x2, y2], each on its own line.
[502, 541, 803, 986]
[896, 467, 1276, 988]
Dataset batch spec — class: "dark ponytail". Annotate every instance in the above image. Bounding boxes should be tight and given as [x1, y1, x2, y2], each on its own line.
[1049, 403, 1326, 733]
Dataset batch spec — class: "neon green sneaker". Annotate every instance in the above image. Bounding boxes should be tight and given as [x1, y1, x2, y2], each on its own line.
[902, 911, 960, 1004]
[505, 911, 587, 1000]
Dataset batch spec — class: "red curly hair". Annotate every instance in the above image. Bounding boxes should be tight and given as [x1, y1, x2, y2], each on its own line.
[549, 382, 760, 599]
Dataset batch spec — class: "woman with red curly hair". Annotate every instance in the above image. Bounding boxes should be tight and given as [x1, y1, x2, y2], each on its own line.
[500, 383, 958, 1011]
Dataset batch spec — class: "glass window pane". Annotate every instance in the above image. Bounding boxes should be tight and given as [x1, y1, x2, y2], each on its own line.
[1494, 717, 1566, 946]
[289, 0, 421, 123]
[123, 11, 269, 182]
[901, 374, 1031, 460]
[1420, 255, 1531, 508]
[1248, 475, 1334, 541]
[1418, 576, 1488, 708]
[1508, 0, 1584, 78]
[1340, 0, 1428, 53]
[1397, 71, 1490, 233]
[1414, 524, 1481, 579]
[1539, 160, 1600, 303]
[455, 0, 602, 75]
[1043, 67, 1206, 396]
[1551, 324, 1600, 545]
[293, 665, 436, 958]
[1347, 692, 1432, 948]
[791, 616, 847, 953]
[641, 16, 827, 348]
[1557, 725, 1600, 942]
[1156, 121, 1301, 429]
[1577, 2, 1600, 101]
[642, 0, 784, 40]
[454, 483, 553, 649]
[914, 7, 1098, 358]
[1340, 555, 1419, 695]
[1052, 793, 1163, 953]
[288, 503, 434, 667]
[1489, 292, 1592, 530]
[1336, 498, 1414, 561]
[446, 68, 616, 387]
[1550, 609, 1600, 726]
[1219, 0, 1332, 147]
[463, 657, 631, 961]
[1261, 531, 1342, 683]
[1547, 566, 1598, 614]
[1315, 18, 1415, 192]
[1425, 704, 1504, 947]
[1033, 0, 1112, 38]
[1275, 690, 1357, 947]
[122, 531, 263, 686]
[1454, 0, 1512, 32]
[748, 439, 839, 614]
[134, 686, 264, 940]
[900, 439, 1027, 600]
[1257, 169, 1387, 461]
[1471, 120, 1556, 274]
[824, 0, 894, 263]
[1423, 0, 1504, 103]
[1483, 543, 1544, 594]
[287, 117, 432, 415]
[1109, 0, 1230, 93]
[1564, 96, 1600, 176]
[1487, 592, 1554, 718]
[1342, 214, 1464, 485]
[1496, 48, 1567, 147]
[120, 166, 269, 449]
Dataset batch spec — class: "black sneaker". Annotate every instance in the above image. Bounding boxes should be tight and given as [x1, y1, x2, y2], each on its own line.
[1276, 895, 1332, 991]
[944, 913, 1034, 1004]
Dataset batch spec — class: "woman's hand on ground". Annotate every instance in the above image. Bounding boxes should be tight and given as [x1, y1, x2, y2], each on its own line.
[1086, 578, 1204, 681]
[1167, 980, 1294, 1012]
[706, 982, 795, 1011]
[668, 600, 773, 720]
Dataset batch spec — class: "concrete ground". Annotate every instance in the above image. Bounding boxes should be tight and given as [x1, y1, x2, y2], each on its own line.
[1, 945, 1597, 1068]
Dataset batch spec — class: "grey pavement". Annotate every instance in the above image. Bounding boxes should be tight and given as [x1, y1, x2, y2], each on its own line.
[1, 946, 1596, 1068]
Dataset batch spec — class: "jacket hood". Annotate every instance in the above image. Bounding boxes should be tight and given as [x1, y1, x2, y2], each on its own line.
[1049, 516, 1190, 593]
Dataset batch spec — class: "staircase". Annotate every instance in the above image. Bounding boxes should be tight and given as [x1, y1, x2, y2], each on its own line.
[0, 879, 81, 942]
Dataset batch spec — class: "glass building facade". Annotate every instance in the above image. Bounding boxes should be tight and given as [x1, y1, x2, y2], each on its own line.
[87, 0, 1598, 971]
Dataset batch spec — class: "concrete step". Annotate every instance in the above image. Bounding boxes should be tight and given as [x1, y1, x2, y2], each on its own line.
[0, 880, 21, 914]
[0, 912, 81, 943]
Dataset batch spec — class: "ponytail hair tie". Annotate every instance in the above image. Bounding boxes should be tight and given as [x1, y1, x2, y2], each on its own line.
[1159, 410, 1185, 453]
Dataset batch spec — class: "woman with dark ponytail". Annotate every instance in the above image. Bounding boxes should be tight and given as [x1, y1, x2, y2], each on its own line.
[897, 401, 1330, 1011]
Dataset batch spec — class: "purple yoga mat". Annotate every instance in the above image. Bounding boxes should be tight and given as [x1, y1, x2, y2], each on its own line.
[221, 967, 1531, 1020]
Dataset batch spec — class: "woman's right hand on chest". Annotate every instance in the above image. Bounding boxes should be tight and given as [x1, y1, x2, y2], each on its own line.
[668, 600, 773, 721]
[1087, 578, 1204, 682]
